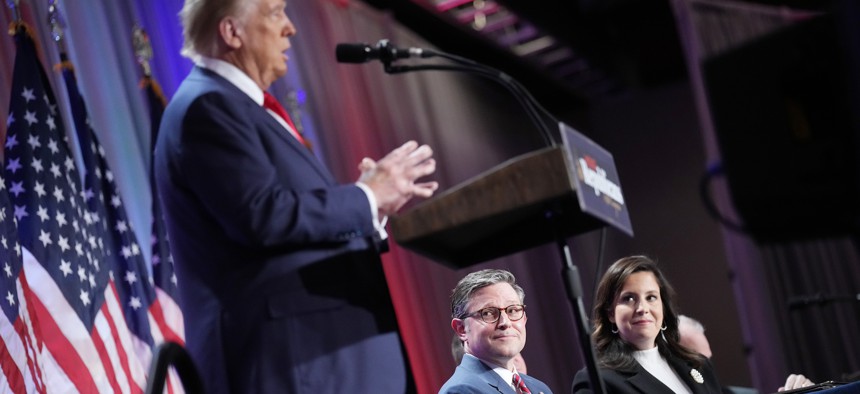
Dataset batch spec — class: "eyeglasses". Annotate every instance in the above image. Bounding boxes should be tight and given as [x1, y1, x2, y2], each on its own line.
[462, 304, 526, 323]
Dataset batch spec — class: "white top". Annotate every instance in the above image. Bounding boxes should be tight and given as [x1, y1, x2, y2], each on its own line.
[632, 346, 692, 394]
[195, 57, 385, 237]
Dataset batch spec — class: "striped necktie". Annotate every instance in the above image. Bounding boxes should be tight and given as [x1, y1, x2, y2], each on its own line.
[513, 373, 531, 394]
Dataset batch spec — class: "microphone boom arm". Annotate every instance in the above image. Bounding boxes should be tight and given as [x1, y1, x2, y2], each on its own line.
[373, 45, 559, 147]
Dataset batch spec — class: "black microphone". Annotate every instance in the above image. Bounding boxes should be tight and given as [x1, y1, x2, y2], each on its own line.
[335, 39, 434, 64]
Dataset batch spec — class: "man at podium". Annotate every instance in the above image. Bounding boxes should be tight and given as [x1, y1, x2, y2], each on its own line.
[154, 0, 438, 392]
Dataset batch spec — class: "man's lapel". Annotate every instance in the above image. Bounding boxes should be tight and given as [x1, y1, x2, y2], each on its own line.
[258, 107, 335, 183]
[461, 356, 516, 394]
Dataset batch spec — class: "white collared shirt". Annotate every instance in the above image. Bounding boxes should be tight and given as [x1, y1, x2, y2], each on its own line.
[195, 57, 300, 137]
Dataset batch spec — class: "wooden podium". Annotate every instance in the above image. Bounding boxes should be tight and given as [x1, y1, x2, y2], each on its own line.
[391, 146, 609, 268]
[390, 124, 631, 394]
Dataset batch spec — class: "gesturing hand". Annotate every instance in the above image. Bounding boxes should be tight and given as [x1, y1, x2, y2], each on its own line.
[357, 141, 439, 217]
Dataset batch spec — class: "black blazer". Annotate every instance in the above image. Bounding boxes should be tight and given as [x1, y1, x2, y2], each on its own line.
[155, 66, 409, 393]
[572, 354, 723, 394]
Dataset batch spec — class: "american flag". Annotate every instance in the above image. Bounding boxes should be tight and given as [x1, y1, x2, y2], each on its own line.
[60, 49, 184, 349]
[0, 171, 43, 394]
[3, 28, 146, 392]
[141, 75, 184, 342]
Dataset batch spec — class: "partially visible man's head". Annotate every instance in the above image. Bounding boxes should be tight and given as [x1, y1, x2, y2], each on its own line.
[450, 269, 527, 370]
[678, 315, 713, 358]
[180, 0, 296, 88]
[512, 352, 528, 374]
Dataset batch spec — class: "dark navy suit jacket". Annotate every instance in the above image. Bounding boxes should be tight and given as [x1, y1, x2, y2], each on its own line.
[155, 66, 410, 393]
[439, 355, 554, 394]
[572, 354, 722, 394]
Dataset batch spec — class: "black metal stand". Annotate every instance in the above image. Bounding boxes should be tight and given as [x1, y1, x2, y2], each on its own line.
[558, 239, 606, 394]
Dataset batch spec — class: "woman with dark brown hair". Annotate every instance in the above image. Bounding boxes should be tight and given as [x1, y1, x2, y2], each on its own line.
[572, 256, 722, 394]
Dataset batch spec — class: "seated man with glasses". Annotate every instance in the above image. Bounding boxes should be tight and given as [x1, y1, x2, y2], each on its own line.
[439, 269, 554, 394]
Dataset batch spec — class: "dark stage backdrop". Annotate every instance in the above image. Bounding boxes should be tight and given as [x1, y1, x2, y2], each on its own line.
[672, 0, 860, 389]
[3, 0, 858, 393]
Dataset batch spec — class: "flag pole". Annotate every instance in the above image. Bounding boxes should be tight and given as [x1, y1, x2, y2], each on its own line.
[133, 23, 184, 347]
[46, 0, 76, 74]
[47, 0, 66, 51]
[6, 0, 21, 23]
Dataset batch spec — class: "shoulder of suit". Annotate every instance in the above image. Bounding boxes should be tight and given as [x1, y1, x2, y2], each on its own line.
[522, 374, 554, 393]
[439, 374, 497, 394]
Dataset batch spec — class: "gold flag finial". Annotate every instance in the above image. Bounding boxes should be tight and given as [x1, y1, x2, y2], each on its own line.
[133, 25, 154, 77]
[7, 0, 23, 35]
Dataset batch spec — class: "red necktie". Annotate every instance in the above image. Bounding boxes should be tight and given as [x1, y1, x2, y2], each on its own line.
[513, 373, 531, 394]
[262, 92, 310, 149]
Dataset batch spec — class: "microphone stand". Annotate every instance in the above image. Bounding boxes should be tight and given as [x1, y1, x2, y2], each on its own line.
[373, 44, 607, 394]
[377, 44, 558, 147]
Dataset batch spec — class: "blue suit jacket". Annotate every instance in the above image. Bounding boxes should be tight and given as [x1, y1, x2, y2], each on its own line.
[155, 66, 410, 393]
[572, 354, 722, 394]
[439, 355, 554, 394]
